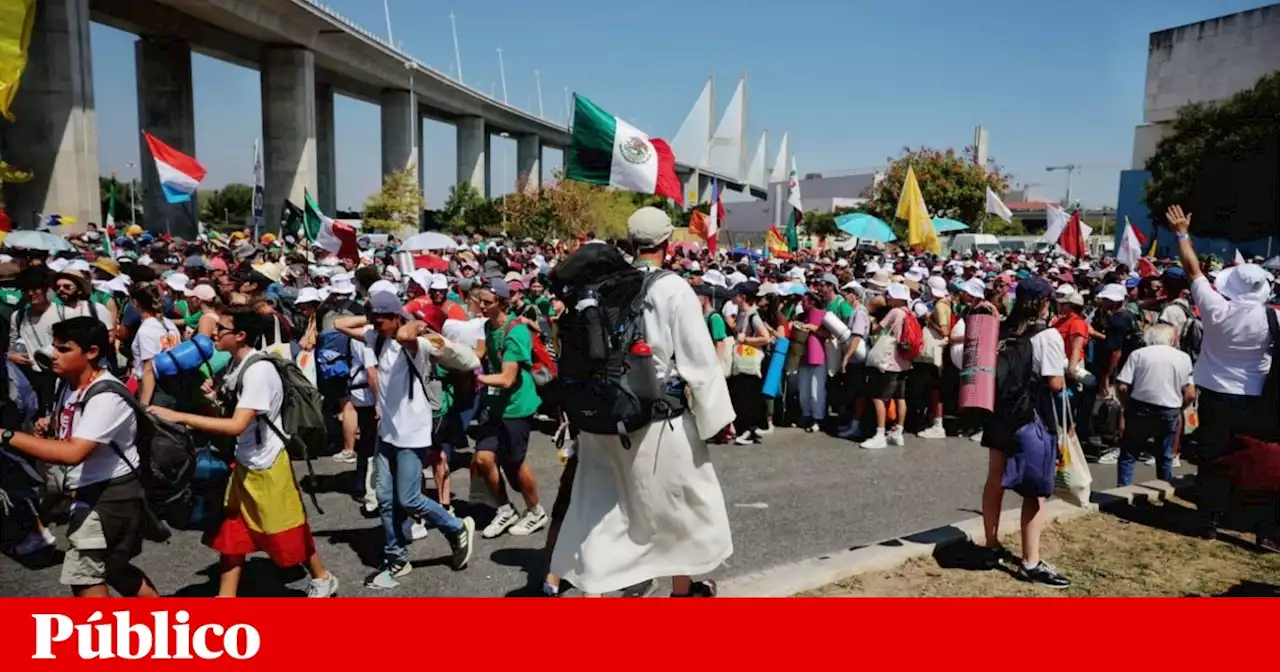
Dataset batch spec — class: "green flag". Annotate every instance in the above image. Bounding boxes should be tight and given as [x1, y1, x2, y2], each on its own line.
[784, 161, 802, 252]
[103, 177, 116, 258]
[303, 189, 323, 243]
[280, 199, 304, 238]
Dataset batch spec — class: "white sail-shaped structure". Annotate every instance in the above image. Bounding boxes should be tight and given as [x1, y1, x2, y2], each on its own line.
[770, 131, 790, 184]
[746, 131, 768, 191]
[669, 78, 714, 170]
[704, 77, 746, 180]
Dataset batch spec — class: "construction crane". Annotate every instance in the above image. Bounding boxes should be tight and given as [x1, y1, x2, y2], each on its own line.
[1045, 164, 1079, 208]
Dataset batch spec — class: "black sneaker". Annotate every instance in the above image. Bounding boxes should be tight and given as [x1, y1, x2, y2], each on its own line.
[1018, 561, 1071, 589]
[364, 560, 410, 589]
[445, 516, 475, 570]
[980, 546, 1015, 570]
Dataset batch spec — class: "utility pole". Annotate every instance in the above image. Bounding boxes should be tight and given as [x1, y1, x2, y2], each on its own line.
[534, 69, 544, 118]
[1045, 164, 1078, 209]
[449, 11, 463, 84]
[496, 47, 508, 103]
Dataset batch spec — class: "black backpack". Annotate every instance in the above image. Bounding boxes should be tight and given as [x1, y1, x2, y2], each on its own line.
[1171, 301, 1204, 363]
[550, 245, 687, 449]
[982, 324, 1049, 449]
[77, 379, 198, 530]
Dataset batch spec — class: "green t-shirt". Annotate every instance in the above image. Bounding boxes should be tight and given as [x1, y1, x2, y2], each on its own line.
[433, 364, 454, 418]
[826, 296, 853, 321]
[707, 312, 728, 341]
[484, 317, 540, 419]
[532, 295, 556, 317]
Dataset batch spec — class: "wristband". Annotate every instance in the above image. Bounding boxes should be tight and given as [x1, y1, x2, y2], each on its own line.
[1176, 233, 1189, 241]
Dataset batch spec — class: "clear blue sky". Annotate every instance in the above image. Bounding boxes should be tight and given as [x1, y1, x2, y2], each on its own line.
[91, 0, 1265, 213]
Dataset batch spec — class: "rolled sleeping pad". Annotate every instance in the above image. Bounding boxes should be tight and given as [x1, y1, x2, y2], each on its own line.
[762, 336, 789, 398]
[958, 314, 999, 413]
[783, 325, 809, 376]
[201, 350, 232, 379]
[820, 310, 852, 342]
[154, 334, 216, 379]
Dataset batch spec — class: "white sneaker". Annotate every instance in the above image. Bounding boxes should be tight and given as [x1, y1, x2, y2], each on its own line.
[1098, 448, 1119, 465]
[1172, 456, 1182, 468]
[306, 573, 339, 597]
[887, 427, 905, 446]
[402, 518, 429, 541]
[838, 421, 862, 439]
[734, 433, 756, 445]
[756, 424, 775, 435]
[482, 504, 520, 539]
[331, 450, 357, 464]
[918, 423, 947, 440]
[861, 431, 888, 450]
[508, 507, 549, 537]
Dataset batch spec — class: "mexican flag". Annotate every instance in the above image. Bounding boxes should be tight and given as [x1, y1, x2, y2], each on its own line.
[565, 94, 682, 205]
[103, 177, 116, 257]
[303, 189, 358, 263]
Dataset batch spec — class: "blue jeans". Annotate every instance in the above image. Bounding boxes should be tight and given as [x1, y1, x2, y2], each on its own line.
[1118, 400, 1180, 486]
[374, 442, 462, 564]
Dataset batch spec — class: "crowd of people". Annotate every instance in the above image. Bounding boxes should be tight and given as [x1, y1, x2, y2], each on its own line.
[0, 202, 1276, 597]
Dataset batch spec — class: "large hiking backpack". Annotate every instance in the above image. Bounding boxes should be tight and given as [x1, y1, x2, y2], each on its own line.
[550, 245, 687, 449]
[1173, 301, 1204, 363]
[316, 327, 356, 381]
[898, 311, 924, 360]
[235, 352, 328, 512]
[982, 325, 1049, 449]
[78, 379, 197, 530]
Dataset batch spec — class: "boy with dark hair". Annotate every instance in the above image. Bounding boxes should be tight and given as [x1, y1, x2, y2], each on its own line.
[4, 316, 159, 597]
[150, 305, 339, 597]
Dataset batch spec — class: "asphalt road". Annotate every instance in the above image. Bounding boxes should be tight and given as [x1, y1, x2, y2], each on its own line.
[0, 429, 1190, 597]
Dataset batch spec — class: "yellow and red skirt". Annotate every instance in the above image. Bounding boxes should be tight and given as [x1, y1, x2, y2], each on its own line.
[205, 450, 315, 567]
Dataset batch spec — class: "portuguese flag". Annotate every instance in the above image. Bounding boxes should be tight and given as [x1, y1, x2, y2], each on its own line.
[565, 94, 682, 205]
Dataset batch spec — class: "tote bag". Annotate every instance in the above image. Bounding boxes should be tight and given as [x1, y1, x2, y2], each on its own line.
[1052, 392, 1092, 506]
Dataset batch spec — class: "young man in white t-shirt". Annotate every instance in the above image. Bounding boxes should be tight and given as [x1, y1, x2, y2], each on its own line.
[151, 305, 339, 598]
[334, 282, 475, 589]
[5, 316, 159, 597]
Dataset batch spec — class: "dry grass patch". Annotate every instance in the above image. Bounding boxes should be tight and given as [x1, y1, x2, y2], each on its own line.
[803, 497, 1280, 597]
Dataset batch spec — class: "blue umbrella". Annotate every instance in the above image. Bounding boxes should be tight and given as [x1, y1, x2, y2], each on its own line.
[834, 212, 897, 243]
[933, 217, 969, 233]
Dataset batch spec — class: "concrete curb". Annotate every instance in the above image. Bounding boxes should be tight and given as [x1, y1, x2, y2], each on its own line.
[718, 476, 1194, 597]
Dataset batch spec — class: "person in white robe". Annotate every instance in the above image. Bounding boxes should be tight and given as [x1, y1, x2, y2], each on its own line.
[550, 207, 735, 596]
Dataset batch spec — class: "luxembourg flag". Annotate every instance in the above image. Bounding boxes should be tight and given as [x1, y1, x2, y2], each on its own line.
[144, 131, 206, 204]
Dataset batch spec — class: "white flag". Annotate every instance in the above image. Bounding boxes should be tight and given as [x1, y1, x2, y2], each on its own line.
[985, 186, 1012, 223]
[787, 155, 804, 213]
[1116, 220, 1143, 268]
[1235, 248, 1245, 265]
[1042, 204, 1068, 246]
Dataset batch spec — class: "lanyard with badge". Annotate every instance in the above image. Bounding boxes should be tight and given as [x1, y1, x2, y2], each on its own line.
[50, 371, 104, 494]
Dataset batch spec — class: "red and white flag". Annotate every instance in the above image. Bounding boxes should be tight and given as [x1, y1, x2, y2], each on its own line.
[707, 180, 724, 254]
[1116, 218, 1144, 269]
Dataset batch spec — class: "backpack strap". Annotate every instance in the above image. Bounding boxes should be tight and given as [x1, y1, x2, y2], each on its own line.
[234, 353, 323, 514]
[75, 378, 148, 475]
[375, 333, 428, 400]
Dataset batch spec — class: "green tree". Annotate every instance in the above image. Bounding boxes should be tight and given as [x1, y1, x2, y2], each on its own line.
[1144, 72, 1280, 241]
[99, 176, 143, 226]
[801, 210, 840, 241]
[858, 146, 1012, 238]
[363, 168, 425, 233]
[199, 183, 254, 232]
[442, 180, 488, 235]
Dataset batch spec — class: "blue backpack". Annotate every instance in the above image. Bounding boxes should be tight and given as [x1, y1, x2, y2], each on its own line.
[316, 328, 356, 381]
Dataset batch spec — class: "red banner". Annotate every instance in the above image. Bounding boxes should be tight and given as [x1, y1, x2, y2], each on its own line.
[0, 599, 1267, 668]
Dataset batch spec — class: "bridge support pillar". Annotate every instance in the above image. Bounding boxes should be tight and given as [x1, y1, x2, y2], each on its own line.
[136, 37, 197, 239]
[515, 135, 541, 192]
[261, 47, 317, 234]
[456, 116, 489, 197]
[380, 89, 420, 183]
[680, 170, 705, 205]
[0, 0, 98, 230]
[316, 82, 337, 214]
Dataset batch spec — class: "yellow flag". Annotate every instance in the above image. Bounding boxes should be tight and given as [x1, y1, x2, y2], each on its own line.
[896, 165, 940, 254]
[0, 0, 37, 122]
